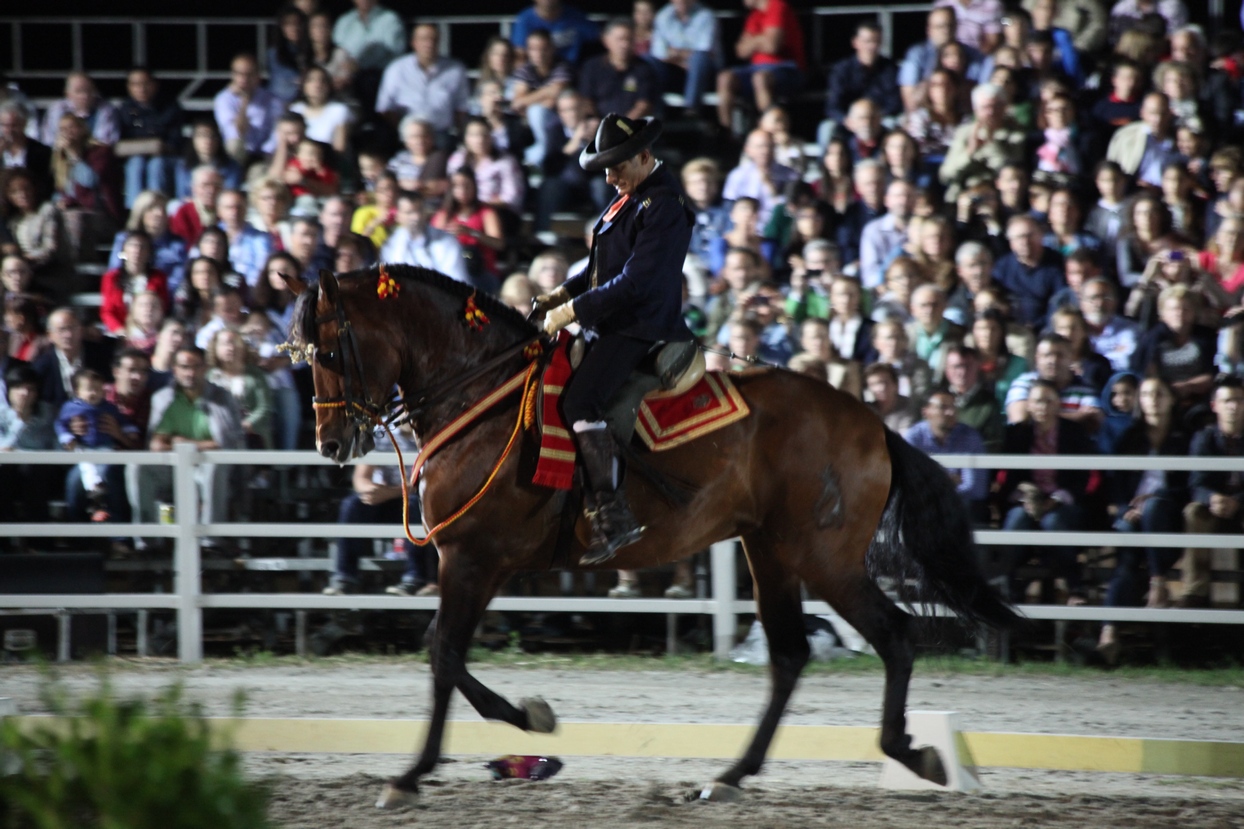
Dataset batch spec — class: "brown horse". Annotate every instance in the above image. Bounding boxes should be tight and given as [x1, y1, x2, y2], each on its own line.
[283, 264, 1021, 807]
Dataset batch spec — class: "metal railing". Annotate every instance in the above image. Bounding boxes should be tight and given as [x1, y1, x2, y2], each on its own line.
[1, 446, 1243, 663]
[1, 6, 933, 110]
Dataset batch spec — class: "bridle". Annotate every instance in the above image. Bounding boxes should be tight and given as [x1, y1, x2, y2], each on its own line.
[305, 283, 542, 432]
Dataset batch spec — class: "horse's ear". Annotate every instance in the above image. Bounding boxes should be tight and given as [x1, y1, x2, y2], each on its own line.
[318, 270, 339, 306]
[281, 271, 308, 297]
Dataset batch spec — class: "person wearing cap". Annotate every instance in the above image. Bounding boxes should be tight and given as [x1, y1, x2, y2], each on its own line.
[533, 112, 695, 565]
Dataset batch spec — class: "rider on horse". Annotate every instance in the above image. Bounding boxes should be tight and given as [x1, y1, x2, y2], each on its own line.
[535, 113, 696, 565]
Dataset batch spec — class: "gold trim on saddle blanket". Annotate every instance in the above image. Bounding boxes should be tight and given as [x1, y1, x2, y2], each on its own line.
[635, 372, 750, 452]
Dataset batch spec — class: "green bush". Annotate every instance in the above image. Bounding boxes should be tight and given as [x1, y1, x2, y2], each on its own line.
[0, 678, 271, 829]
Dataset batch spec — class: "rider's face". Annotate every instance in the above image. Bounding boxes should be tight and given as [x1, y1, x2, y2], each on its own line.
[604, 151, 651, 197]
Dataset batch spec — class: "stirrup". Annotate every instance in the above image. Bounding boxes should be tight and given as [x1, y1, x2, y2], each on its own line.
[579, 495, 645, 566]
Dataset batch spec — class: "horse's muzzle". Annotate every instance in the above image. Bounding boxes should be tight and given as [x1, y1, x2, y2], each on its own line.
[318, 428, 376, 464]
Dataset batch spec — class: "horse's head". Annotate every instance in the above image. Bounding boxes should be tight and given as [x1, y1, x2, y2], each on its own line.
[285, 269, 401, 463]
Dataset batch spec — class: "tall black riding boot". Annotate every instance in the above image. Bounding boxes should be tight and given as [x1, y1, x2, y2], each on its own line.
[575, 427, 644, 565]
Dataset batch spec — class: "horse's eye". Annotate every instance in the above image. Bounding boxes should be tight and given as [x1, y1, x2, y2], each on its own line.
[317, 350, 336, 365]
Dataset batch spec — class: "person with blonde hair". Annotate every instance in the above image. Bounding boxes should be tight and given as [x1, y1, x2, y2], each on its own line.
[105, 189, 188, 292]
[247, 178, 294, 249]
[527, 249, 570, 293]
[207, 327, 273, 449]
[500, 273, 538, 314]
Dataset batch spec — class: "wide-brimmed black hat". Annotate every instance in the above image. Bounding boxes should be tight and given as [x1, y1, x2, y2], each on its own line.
[579, 113, 663, 172]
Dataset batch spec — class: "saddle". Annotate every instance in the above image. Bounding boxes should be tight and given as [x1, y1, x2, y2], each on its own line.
[569, 336, 705, 447]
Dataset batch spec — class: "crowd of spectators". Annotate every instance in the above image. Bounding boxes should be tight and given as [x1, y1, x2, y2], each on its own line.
[1, 0, 1243, 633]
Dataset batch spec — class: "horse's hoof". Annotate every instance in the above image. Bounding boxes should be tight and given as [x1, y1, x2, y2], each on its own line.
[917, 745, 948, 787]
[699, 781, 743, 803]
[376, 782, 418, 810]
[520, 696, 557, 734]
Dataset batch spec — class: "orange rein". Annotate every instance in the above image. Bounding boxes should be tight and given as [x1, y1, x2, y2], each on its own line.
[378, 360, 540, 548]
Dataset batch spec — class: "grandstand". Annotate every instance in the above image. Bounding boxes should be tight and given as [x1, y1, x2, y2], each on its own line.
[1, 0, 1243, 665]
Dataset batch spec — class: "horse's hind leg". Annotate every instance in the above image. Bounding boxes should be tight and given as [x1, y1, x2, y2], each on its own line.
[705, 532, 809, 800]
[810, 568, 947, 786]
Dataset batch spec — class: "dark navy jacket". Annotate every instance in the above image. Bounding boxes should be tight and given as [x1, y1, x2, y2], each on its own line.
[565, 163, 694, 343]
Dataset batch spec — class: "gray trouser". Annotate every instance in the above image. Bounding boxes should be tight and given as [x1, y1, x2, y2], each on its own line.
[132, 463, 231, 532]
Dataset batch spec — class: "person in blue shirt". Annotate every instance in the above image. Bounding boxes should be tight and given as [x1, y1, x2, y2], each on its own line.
[903, 389, 989, 524]
[992, 214, 1066, 329]
[534, 113, 694, 565]
[511, 0, 601, 66]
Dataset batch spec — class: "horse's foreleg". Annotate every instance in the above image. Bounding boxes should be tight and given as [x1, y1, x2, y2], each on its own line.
[704, 535, 809, 801]
[456, 673, 557, 733]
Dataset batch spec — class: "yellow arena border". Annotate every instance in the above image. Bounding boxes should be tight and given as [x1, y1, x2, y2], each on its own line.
[8, 717, 1243, 777]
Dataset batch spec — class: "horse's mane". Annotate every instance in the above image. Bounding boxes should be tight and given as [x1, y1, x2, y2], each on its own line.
[288, 264, 537, 348]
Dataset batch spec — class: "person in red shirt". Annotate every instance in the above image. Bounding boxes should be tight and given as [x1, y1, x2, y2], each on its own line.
[168, 165, 222, 246]
[714, 0, 806, 133]
[283, 138, 340, 199]
[99, 230, 171, 334]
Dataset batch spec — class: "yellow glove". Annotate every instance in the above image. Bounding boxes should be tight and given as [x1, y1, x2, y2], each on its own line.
[543, 301, 576, 335]
[532, 286, 570, 314]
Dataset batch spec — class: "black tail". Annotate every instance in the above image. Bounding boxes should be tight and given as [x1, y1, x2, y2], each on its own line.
[866, 428, 1024, 631]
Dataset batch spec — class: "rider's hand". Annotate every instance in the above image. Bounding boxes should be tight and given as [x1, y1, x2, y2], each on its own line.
[532, 286, 570, 314]
[543, 302, 576, 335]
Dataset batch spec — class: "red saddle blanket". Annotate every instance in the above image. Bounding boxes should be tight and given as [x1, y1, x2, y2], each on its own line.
[533, 336, 750, 490]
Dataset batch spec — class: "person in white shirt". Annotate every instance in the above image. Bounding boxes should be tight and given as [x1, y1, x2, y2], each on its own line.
[375, 24, 470, 140]
[380, 190, 470, 284]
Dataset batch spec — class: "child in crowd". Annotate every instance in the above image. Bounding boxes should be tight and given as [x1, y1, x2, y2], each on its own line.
[356, 149, 387, 202]
[351, 170, 398, 248]
[123, 289, 165, 353]
[283, 137, 340, 200]
[55, 369, 139, 521]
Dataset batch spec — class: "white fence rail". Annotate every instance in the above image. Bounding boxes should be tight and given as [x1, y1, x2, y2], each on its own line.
[2, 445, 1244, 663]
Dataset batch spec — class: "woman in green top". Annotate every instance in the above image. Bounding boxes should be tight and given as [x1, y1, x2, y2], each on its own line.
[972, 308, 1029, 407]
[206, 328, 273, 449]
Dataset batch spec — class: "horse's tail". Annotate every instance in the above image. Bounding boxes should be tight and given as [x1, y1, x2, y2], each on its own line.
[866, 427, 1025, 632]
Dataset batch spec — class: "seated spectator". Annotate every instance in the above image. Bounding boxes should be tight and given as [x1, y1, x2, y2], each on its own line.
[1200, 217, 1244, 314]
[718, 283, 795, 365]
[796, 317, 862, 397]
[822, 20, 900, 144]
[823, 275, 872, 363]
[316, 196, 361, 266]
[193, 227, 244, 290]
[174, 256, 225, 333]
[122, 290, 164, 354]
[880, 129, 923, 190]
[724, 129, 801, 232]
[40, 72, 119, 148]
[908, 283, 964, 384]
[1180, 377, 1244, 608]
[871, 255, 921, 324]
[1106, 92, 1179, 188]
[1005, 332, 1103, 430]
[534, 90, 609, 233]
[56, 367, 139, 526]
[1159, 161, 1203, 241]
[351, 170, 398, 249]
[207, 327, 272, 449]
[105, 346, 152, 448]
[993, 214, 1066, 329]
[757, 105, 805, 174]
[708, 197, 765, 277]
[870, 317, 932, 401]
[813, 138, 855, 215]
[975, 285, 1036, 361]
[449, 117, 526, 217]
[147, 317, 186, 389]
[194, 283, 248, 350]
[1205, 151, 1243, 240]
[714, 0, 806, 133]
[1098, 369, 1139, 454]
[213, 53, 283, 165]
[998, 378, 1097, 602]
[332, 0, 405, 106]
[0, 101, 53, 201]
[389, 116, 450, 200]
[1044, 190, 1101, 267]
[1116, 191, 1177, 289]
[32, 307, 114, 409]
[1081, 276, 1140, 371]
[474, 79, 532, 160]
[1110, 0, 1188, 44]
[51, 112, 123, 254]
[1097, 375, 1190, 660]
[901, 68, 966, 167]
[650, 0, 720, 117]
[1050, 306, 1112, 392]
[283, 216, 332, 283]
[138, 345, 244, 552]
[943, 343, 1004, 451]
[477, 35, 517, 97]
[267, 5, 312, 105]
[899, 6, 981, 112]
[107, 191, 188, 294]
[1154, 59, 1206, 132]
[169, 166, 222, 247]
[972, 307, 1029, 406]
[510, 29, 573, 169]
[1130, 284, 1217, 414]
[837, 159, 887, 271]
[376, 23, 469, 140]
[308, 11, 358, 101]
[282, 138, 340, 201]
[904, 387, 990, 522]
[683, 157, 730, 271]
[946, 239, 992, 324]
[859, 179, 914, 291]
[1088, 59, 1143, 154]
[509, 0, 600, 66]
[0, 361, 60, 525]
[500, 272, 538, 314]
[100, 230, 171, 335]
[174, 118, 242, 200]
[528, 250, 570, 295]
[939, 83, 1026, 202]
[864, 361, 918, 431]
[430, 168, 506, 291]
[264, 112, 308, 190]
[5, 295, 47, 363]
[935, 0, 1003, 54]
[290, 66, 352, 155]
[706, 246, 763, 341]
[381, 190, 470, 284]
[834, 99, 884, 165]
[248, 178, 294, 251]
[1125, 240, 1229, 329]
[1085, 160, 1127, 258]
[1023, 0, 1107, 54]
[214, 189, 272, 294]
[115, 67, 183, 209]
[911, 214, 959, 294]
[323, 428, 437, 597]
